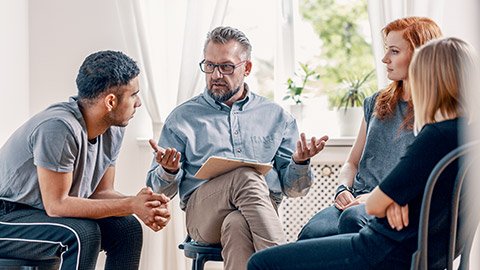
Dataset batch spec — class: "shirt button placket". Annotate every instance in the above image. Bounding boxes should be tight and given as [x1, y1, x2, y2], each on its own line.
[231, 110, 242, 156]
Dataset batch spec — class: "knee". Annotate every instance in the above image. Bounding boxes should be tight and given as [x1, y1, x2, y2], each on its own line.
[297, 207, 340, 240]
[68, 218, 102, 251]
[297, 226, 314, 241]
[97, 216, 143, 255]
[247, 247, 274, 270]
[247, 253, 262, 270]
[338, 205, 367, 234]
[221, 211, 249, 235]
[298, 221, 335, 240]
[113, 216, 143, 244]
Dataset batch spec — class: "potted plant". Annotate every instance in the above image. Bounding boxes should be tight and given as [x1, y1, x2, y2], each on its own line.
[283, 62, 320, 121]
[330, 70, 375, 136]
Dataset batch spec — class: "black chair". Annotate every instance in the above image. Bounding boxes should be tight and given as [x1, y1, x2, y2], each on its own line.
[411, 141, 480, 270]
[178, 234, 223, 270]
[0, 257, 59, 270]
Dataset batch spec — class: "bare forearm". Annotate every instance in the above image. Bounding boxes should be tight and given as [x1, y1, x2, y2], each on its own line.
[337, 162, 357, 187]
[45, 196, 135, 219]
[90, 189, 126, 200]
[365, 186, 393, 217]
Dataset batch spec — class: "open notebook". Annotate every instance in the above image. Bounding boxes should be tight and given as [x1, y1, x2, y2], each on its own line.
[194, 156, 273, 180]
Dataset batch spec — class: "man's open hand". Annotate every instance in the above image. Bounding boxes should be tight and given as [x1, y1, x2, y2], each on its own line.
[292, 133, 329, 163]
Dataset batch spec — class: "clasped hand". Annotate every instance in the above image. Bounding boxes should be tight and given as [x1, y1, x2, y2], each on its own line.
[133, 187, 171, 232]
[334, 192, 369, 211]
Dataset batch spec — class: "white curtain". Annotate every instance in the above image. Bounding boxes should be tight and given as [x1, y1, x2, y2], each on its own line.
[366, 0, 445, 90]
[115, 0, 164, 139]
[176, 0, 230, 105]
[116, 1, 229, 269]
[274, 0, 296, 104]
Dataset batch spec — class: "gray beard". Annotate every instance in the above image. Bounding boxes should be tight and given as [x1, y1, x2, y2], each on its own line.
[207, 85, 241, 103]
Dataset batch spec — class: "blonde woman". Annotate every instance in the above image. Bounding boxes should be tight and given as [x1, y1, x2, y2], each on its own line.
[248, 37, 476, 270]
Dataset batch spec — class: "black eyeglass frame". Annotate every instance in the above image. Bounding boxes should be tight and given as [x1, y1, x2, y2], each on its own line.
[199, 60, 247, 75]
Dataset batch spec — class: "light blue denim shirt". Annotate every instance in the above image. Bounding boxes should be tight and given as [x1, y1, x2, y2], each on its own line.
[146, 84, 313, 210]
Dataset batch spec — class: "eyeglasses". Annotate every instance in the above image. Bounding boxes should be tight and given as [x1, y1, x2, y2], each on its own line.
[199, 60, 247, 75]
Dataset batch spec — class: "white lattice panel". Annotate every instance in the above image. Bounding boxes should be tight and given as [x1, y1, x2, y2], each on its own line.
[279, 163, 343, 242]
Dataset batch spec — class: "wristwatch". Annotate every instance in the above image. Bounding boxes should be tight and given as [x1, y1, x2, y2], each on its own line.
[334, 184, 354, 199]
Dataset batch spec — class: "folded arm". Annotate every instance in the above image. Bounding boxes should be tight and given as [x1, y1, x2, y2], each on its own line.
[366, 186, 409, 230]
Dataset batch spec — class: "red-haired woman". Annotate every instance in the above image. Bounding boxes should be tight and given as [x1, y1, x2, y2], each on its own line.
[298, 17, 443, 240]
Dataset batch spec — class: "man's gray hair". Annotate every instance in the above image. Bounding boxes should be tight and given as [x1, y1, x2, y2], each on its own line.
[203, 26, 252, 60]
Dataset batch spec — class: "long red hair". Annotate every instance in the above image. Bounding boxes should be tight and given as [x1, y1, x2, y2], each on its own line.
[373, 17, 442, 130]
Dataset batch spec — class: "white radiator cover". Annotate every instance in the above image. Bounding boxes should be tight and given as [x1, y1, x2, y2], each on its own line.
[279, 162, 343, 242]
[277, 138, 353, 243]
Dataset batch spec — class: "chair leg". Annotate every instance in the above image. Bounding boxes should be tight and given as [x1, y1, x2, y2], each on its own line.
[191, 259, 196, 270]
[193, 254, 207, 270]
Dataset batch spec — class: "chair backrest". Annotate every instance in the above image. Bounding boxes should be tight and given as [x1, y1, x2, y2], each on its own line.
[411, 141, 480, 270]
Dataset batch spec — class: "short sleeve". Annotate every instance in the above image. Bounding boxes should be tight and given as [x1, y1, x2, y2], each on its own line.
[30, 119, 78, 172]
[104, 126, 125, 166]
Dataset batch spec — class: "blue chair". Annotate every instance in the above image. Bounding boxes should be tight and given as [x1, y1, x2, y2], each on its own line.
[178, 234, 223, 270]
[0, 257, 60, 270]
[411, 141, 480, 270]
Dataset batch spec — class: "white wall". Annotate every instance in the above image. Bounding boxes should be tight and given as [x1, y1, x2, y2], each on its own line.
[441, 0, 480, 49]
[0, 0, 29, 146]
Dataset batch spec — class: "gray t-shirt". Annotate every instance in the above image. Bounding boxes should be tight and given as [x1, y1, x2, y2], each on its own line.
[0, 97, 125, 210]
[352, 91, 415, 194]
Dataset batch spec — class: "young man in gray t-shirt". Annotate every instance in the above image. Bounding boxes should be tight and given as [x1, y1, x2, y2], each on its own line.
[0, 51, 170, 269]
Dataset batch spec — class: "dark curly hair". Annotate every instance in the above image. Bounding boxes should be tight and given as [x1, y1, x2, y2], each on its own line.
[76, 50, 139, 102]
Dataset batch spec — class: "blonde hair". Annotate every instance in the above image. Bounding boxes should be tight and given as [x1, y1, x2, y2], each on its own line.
[409, 37, 477, 135]
[374, 17, 442, 131]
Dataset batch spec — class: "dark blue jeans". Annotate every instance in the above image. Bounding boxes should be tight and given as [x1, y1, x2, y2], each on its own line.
[248, 233, 373, 270]
[297, 204, 372, 240]
[0, 201, 143, 270]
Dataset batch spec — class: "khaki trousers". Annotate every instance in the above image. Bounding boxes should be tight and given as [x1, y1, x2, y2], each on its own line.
[185, 167, 286, 270]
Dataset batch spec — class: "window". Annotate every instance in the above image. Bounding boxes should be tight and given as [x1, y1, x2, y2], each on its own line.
[223, 0, 374, 137]
[223, 0, 276, 99]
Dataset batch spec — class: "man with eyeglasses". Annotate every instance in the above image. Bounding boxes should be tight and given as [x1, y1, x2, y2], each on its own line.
[147, 26, 328, 270]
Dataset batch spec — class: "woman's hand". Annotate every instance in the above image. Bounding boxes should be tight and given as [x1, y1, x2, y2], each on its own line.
[385, 202, 409, 231]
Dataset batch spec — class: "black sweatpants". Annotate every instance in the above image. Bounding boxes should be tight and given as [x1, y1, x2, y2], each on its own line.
[0, 200, 143, 270]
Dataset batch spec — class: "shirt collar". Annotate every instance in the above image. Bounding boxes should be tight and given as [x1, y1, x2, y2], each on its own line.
[68, 96, 85, 119]
[67, 95, 88, 129]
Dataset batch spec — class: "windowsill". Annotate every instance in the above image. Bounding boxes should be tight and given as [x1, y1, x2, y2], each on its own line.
[323, 136, 355, 147]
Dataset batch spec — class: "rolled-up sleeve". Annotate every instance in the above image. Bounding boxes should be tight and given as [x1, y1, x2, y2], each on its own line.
[275, 119, 313, 197]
